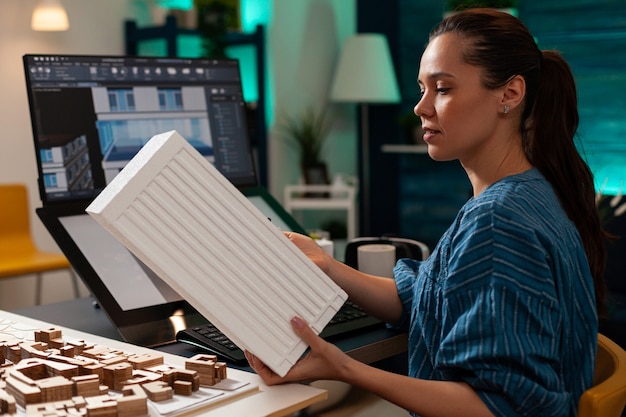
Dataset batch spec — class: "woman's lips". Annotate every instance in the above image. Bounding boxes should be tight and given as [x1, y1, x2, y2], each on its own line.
[422, 128, 439, 142]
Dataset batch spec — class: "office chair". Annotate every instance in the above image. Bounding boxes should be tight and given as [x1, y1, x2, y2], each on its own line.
[578, 333, 626, 417]
[344, 236, 431, 269]
[0, 183, 78, 305]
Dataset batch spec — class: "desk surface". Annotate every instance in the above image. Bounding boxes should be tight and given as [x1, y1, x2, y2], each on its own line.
[11, 297, 408, 415]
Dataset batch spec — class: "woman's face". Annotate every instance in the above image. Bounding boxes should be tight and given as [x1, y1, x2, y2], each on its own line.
[415, 33, 504, 164]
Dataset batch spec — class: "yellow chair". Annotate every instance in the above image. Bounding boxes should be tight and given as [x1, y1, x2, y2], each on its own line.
[0, 183, 78, 305]
[578, 333, 626, 417]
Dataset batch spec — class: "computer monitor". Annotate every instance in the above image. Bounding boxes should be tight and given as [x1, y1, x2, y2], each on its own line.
[23, 54, 257, 206]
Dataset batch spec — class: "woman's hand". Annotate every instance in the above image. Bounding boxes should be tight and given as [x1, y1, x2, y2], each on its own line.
[285, 232, 333, 274]
[245, 316, 353, 385]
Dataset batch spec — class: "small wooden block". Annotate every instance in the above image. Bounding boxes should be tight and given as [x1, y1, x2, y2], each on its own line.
[39, 359, 79, 380]
[0, 389, 17, 415]
[215, 362, 227, 381]
[123, 369, 162, 387]
[48, 338, 65, 350]
[13, 359, 47, 380]
[38, 376, 74, 403]
[34, 328, 63, 344]
[19, 342, 49, 361]
[24, 401, 59, 417]
[65, 340, 87, 356]
[145, 364, 175, 374]
[185, 362, 214, 385]
[72, 374, 100, 397]
[173, 369, 199, 391]
[60, 345, 76, 358]
[84, 395, 117, 417]
[7, 344, 22, 364]
[80, 363, 105, 380]
[127, 353, 164, 370]
[188, 354, 218, 363]
[99, 356, 128, 366]
[158, 369, 176, 387]
[117, 385, 148, 417]
[80, 346, 110, 360]
[103, 363, 133, 391]
[141, 381, 173, 402]
[173, 380, 193, 396]
[185, 355, 228, 386]
[72, 395, 87, 409]
[4, 371, 42, 407]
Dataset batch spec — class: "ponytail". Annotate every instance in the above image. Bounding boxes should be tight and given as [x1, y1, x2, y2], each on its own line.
[527, 51, 607, 316]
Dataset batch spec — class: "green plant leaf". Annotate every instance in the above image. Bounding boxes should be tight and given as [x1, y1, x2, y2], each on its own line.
[277, 107, 333, 167]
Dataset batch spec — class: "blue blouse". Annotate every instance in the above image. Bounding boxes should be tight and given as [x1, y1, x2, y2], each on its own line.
[393, 168, 597, 417]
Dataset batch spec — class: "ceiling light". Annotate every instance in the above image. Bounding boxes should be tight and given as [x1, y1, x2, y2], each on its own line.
[31, 0, 70, 31]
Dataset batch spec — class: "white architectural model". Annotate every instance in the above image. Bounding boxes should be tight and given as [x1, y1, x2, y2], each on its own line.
[86, 130, 347, 377]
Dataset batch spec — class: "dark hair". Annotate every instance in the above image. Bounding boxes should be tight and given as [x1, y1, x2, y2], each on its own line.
[431, 8, 607, 315]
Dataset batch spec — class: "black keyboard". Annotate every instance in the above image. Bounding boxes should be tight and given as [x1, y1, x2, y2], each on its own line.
[176, 301, 382, 364]
[318, 300, 382, 339]
[177, 321, 246, 363]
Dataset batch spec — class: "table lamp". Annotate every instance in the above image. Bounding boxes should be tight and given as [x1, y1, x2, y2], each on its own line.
[330, 33, 400, 235]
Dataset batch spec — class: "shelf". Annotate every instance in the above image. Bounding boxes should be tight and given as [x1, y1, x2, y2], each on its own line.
[381, 144, 428, 154]
[284, 185, 358, 240]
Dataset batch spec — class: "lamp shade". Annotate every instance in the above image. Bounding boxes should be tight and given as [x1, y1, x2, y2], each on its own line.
[31, 0, 70, 31]
[330, 34, 400, 104]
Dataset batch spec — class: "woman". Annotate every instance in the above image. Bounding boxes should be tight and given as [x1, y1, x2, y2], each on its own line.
[246, 8, 607, 417]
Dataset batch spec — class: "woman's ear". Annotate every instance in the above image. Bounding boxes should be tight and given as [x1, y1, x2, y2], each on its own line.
[502, 74, 526, 112]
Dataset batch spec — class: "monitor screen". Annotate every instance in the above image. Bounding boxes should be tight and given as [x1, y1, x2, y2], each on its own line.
[23, 54, 257, 206]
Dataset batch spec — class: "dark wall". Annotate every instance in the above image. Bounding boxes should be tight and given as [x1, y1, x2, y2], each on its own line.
[355, 0, 401, 237]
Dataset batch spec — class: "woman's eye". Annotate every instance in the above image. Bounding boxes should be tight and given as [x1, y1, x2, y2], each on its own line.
[418, 87, 450, 98]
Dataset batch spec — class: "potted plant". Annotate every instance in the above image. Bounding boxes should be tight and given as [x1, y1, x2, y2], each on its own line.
[277, 107, 333, 185]
[194, 0, 241, 58]
[445, 0, 518, 16]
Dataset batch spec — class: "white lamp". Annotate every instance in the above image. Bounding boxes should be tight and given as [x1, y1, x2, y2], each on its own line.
[31, 0, 70, 31]
[330, 33, 400, 235]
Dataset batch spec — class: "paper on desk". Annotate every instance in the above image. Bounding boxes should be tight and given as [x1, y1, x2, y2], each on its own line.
[86, 130, 347, 377]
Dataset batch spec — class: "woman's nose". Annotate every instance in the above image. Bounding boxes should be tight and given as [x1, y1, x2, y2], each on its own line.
[414, 93, 433, 119]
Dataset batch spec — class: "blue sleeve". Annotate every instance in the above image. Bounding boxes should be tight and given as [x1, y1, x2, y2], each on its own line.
[438, 201, 576, 416]
[391, 258, 422, 331]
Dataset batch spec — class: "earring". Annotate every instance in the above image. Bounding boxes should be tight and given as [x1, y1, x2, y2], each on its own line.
[503, 105, 510, 114]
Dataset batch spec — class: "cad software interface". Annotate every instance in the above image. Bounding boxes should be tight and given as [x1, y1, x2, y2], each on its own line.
[24, 54, 256, 205]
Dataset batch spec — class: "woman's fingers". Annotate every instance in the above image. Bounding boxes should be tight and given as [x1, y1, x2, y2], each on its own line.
[246, 315, 351, 386]
[245, 350, 285, 385]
